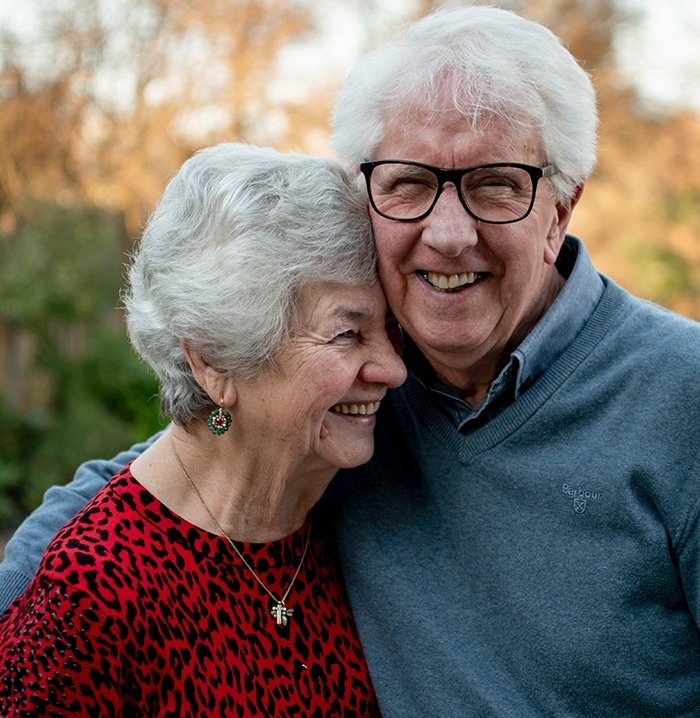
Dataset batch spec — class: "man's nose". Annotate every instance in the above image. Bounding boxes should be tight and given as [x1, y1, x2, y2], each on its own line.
[421, 183, 478, 257]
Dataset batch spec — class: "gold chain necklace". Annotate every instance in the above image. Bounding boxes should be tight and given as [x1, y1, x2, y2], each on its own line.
[171, 437, 311, 627]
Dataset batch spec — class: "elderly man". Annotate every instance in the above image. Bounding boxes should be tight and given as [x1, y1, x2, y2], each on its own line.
[2, 7, 700, 717]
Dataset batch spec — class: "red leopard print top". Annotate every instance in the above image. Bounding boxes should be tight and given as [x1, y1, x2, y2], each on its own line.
[0, 466, 380, 717]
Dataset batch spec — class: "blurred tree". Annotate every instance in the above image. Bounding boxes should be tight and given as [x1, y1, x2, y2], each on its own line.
[0, 0, 363, 233]
[0, 199, 163, 526]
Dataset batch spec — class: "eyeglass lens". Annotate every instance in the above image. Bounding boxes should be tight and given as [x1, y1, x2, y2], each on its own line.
[368, 163, 537, 222]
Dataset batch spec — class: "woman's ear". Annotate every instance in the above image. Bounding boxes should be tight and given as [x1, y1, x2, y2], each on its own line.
[180, 342, 237, 408]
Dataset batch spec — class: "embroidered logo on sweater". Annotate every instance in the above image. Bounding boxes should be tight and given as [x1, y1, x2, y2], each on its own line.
[561, 484, 601, 514]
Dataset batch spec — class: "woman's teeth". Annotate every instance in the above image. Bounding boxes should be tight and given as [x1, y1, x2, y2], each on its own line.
[331, 401, 381, 416]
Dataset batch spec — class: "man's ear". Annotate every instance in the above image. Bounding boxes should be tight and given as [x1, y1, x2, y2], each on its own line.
[181, 342, 237, 408]
[544, 183, 584, 265]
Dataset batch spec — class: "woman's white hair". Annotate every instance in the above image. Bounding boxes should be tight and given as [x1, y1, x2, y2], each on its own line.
[124, 142, 376, 425]
[331, 6, 598, 200]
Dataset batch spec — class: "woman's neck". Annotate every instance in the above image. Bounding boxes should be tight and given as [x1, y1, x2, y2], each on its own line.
[131, 426, 336, 542]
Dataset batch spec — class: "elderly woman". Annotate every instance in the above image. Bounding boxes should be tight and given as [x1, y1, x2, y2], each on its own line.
[0, 143, 405, 715]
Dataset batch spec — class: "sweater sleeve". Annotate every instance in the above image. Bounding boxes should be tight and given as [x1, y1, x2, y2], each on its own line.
[0, 573, 124, 716]
[0, 431, 164, 614]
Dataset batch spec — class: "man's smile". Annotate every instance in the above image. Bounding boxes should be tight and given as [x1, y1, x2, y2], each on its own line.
[418, 271, 489, 292]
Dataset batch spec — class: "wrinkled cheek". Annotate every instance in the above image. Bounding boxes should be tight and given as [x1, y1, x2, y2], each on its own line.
[377, 244, 405, 280]
[379, 266, 413, 322]
[377, 262, 399, 294]
[280, 409, 323, 455]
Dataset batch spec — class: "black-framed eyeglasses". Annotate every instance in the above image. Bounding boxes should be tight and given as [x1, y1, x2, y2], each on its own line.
[359, 160, 559, 224]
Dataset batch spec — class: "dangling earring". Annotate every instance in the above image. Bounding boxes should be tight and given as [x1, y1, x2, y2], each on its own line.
[207, 405, 231, 435]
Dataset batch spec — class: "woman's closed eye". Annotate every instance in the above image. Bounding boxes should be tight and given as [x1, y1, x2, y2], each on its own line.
[334, 329, 360, 341]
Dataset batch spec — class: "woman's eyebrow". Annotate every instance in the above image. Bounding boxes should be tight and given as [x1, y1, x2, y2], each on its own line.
[332, 306, 369, 322]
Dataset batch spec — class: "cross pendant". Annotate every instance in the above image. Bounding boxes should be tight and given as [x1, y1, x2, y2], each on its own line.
[271, 602, 293, 626]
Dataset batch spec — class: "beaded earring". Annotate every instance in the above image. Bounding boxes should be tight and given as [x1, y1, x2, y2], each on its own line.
[207, 406, 231, 435]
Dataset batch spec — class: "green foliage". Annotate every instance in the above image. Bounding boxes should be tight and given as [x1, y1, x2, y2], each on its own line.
[666, 189, 700, 225]
[0, 200, 165, 529]
[635, 246, 700, 310]
[633, 188, 700, 313]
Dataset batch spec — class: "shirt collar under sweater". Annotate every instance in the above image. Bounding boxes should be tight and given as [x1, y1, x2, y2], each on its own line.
[403, 235, 604, 431]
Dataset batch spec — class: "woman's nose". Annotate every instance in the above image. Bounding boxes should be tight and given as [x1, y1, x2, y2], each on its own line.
[361, 335, 407, 388]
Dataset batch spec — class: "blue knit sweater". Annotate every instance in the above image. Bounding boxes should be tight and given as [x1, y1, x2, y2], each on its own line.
[324, 276, 700, 717]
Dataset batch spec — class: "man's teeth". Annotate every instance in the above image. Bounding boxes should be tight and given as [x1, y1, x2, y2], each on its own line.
[425, 271, 478, 290]
[331, 401, 381, 416]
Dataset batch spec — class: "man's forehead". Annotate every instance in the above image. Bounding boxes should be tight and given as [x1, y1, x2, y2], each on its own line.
[375, 117, 540, 163]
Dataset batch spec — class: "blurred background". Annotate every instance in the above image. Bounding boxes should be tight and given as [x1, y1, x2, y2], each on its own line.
[1, 0, 699, 541]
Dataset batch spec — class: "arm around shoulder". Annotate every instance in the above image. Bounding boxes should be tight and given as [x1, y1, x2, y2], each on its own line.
[0, 430, 164, 614]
